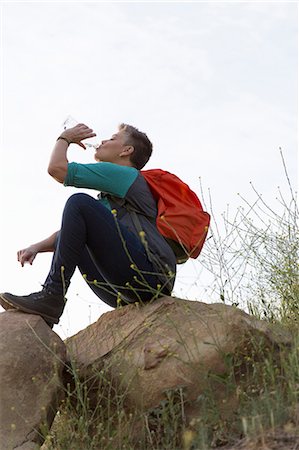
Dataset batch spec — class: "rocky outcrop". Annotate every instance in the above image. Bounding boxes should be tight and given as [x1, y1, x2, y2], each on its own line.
[65, 296, 292, 438]
[1, 297, 292, 449]
[0, 311, 66, 450]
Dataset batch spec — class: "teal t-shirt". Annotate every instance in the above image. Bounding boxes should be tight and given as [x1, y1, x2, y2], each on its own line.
[64, 162, 139, 197]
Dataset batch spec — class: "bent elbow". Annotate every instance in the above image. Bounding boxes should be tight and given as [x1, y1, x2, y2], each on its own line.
[48, 165, 65, 184]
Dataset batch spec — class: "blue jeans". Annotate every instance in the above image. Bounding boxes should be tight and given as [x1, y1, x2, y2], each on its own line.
[44, 193, 172, 307]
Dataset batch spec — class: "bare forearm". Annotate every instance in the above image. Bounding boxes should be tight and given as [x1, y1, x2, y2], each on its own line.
[48, 139, 69, 183]
[17, 231, 59, 266]
[33, 231, 59, 253]
[48, 123, 96, 183]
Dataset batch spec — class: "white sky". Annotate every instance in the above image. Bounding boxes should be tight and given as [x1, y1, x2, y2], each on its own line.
[0, 1, 297, 339]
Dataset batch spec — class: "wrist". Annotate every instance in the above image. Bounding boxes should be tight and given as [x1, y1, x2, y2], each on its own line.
[57, 136, 71, 145]
[29, 244, 39, 254]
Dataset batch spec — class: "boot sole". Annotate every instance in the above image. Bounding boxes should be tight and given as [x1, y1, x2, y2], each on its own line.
[0, 294, 59, 324]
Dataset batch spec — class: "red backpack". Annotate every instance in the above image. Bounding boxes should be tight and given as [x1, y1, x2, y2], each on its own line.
[141, 169, 210, 264]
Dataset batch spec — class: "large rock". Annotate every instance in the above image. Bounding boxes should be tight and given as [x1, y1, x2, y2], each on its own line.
[2, 297, 292, 449]
[65, 297, 292, 431]
[0, 310, 66, 450]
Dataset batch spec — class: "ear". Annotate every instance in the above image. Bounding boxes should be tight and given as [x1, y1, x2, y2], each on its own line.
[120, 145, 134, 157]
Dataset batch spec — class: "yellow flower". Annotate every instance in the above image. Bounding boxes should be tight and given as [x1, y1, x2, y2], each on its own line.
[182, 430, 195, 450]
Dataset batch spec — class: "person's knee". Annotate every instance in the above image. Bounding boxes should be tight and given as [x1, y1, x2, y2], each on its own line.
[65, 193, 93, 209]
[63, 193, 107, 219]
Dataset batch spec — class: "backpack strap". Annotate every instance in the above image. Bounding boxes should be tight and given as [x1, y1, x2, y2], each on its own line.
[100, 193, 157, 260]
[101, 194, 180, 280]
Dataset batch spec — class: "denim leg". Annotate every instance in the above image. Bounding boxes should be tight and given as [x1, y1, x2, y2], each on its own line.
[77, 246, 121, 308]
[44, 193, 166, 303]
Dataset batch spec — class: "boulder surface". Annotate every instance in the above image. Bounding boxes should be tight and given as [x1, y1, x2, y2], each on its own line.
[65, 296, 291, 424]
[0, 310, 66, 450]
[1, 297, 292, 449]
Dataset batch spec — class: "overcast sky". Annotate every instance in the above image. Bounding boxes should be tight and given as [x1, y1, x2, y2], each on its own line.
[0, 1, 297, 339]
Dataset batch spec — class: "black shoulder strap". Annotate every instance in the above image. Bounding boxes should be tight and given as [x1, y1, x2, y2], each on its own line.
[101, 193, 186, 264]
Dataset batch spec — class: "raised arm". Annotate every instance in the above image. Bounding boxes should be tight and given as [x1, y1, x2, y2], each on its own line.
[48, 123, 96, 183]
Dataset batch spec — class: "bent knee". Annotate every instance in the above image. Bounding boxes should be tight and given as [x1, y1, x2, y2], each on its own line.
[64, 193, 109, 218]
[65, 193, 94, 206]
[64, 193, 98, 212]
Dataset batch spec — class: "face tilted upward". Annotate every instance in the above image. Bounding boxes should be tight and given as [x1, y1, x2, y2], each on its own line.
[94, 129, 133, 165]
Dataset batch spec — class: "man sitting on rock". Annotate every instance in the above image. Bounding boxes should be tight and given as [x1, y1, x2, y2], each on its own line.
[0, 123, 176, 327]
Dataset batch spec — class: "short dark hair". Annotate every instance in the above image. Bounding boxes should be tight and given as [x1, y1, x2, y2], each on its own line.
[118, 123, 153, 170]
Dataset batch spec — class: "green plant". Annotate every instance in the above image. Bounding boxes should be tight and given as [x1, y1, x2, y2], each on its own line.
[144, 387, 187, 450]
[201, 150, 298, 323]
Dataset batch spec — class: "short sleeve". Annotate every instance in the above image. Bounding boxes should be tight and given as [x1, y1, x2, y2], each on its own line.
[64, 162, 139, 197]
